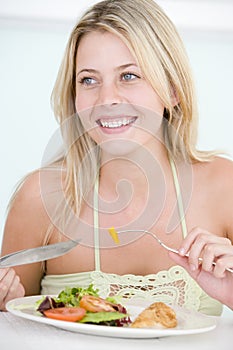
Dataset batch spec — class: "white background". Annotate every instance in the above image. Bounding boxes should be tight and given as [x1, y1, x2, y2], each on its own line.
[0, 0, 233, 242]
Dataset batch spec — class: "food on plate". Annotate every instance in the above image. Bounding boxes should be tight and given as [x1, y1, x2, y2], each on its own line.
[130, 302, 177, 329]
[37, 285, 178, 329]
[43, 307, 86, 322]
[108, 227, 120, 244]
[37, 284, 131, 326]
[79, 295, 116, 312]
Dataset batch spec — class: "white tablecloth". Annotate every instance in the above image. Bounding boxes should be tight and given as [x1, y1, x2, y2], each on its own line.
[0, 307, 232, 350]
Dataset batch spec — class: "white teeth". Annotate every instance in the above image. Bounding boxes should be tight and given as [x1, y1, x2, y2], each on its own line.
[98, 117, 136, 128]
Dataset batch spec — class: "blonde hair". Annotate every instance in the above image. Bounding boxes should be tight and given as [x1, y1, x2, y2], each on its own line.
[51, 0, 218, 219]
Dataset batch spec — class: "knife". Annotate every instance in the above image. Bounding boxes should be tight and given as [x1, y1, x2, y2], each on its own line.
[0, 239, 81, 268]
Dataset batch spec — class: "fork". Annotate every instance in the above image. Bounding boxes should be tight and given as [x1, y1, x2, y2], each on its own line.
[110, 228, 233, 273]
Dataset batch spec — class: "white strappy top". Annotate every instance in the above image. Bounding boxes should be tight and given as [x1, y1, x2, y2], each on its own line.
[41, 158, 223, 316]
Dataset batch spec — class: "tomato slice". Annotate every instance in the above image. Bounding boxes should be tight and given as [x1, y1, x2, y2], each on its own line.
[43, 307, 86, 322]
[79, 295, 116, 312]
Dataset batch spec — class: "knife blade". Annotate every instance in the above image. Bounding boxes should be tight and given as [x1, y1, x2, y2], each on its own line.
[0, 239, 81, 268]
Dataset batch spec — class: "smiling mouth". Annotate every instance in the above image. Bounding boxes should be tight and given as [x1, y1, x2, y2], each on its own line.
[96, 116, 137, 128]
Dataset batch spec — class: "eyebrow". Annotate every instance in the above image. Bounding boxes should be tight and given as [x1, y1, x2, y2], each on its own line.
[76, 63, 138, 76]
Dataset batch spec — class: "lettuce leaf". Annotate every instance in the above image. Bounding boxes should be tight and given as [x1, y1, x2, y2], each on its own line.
[36, 284, 132, 327]
[57, 284, 99, 306]
[79, 311, 127, 324]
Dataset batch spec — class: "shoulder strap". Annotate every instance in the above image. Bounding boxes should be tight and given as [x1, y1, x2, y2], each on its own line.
[169, 156, 188, 238]
[93, 175, 101, 271]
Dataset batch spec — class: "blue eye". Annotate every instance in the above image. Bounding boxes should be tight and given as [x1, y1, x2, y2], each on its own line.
[122, 73, 138, 81]
[80, 77, 96, 85]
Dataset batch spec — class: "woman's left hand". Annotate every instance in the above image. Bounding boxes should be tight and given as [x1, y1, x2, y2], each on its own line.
[176, 227, 233, 275]
[169, 227, 233, 309]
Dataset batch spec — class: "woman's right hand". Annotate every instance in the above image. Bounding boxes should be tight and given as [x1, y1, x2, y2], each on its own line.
[0, 268, 25, 311]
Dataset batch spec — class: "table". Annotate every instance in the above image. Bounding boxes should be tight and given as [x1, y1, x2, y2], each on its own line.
[0, 306, 232, 350]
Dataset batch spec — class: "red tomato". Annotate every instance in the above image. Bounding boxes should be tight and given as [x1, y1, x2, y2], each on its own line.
[79, 295, 116, 312]
[44, 307, 86, 322]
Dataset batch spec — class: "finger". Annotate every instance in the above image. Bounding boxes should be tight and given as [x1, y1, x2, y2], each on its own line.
[180, 229, 231, 271]
[0, 268, 16, 301]
[178, 227, 210, 255]
[168, 251, 189, 268]
[3, 276, 25, 305]
[0, 268, 10, 280]
[168, 251, 198, 276]
[186, 232, 225, 270]
[213, 255, 233, 278]
[202, 243, 233, 272]
[178, 227, 230, 256]
[0, 275, 20, 311]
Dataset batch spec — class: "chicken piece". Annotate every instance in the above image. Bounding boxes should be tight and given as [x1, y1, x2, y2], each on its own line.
[130, 302, 177, 328]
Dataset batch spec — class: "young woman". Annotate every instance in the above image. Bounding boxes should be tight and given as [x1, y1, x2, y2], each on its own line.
[1, 0, 233, 314]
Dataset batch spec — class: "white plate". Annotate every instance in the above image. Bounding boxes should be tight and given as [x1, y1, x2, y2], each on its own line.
[6, 296, 217, 339]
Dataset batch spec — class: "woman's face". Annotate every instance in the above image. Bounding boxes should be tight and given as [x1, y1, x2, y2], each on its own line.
[75, 30, 165, 155]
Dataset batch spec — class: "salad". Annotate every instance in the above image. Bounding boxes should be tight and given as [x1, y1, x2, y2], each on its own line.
[37, 284, 131, 327]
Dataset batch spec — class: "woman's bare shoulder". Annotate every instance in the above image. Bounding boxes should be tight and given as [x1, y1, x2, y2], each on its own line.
[210, 156, 233, 171]
[10, 166, 63, 206]
[195, 156, 233, 227]
[194, 156, 233, 184]
[10, 170, 45, 207]
[192, 157, 233, 236]
[192, 156, 233, 209]
[3, 169, 55, 243]
[208, 156, 233, 184]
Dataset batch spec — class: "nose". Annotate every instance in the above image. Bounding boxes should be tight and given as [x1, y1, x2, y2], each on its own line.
[97, 81, 123, 106]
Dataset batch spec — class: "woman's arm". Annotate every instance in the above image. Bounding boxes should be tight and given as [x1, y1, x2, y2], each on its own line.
[170, 158, 233, 309]
[0, 171, 52, 310]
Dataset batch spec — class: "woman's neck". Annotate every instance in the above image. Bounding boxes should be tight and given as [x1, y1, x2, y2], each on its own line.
[98, 140, 170, 207]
